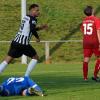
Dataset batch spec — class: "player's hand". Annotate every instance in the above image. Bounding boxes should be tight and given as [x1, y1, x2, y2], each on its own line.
[40, 24, 48, 30]
[36, 38, 40, 42]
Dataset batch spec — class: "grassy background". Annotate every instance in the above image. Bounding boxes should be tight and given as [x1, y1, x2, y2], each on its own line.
[0, 1, 100, 99]
[0, 63, 100, 100]
[0, 0, 100, 62]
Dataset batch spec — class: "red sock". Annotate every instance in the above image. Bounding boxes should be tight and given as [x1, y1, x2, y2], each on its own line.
[83, 62, 88, 80]
[94, 59, 100, 78]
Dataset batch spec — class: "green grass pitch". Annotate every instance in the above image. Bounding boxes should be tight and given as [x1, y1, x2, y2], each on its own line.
[0, 62, 100, 100]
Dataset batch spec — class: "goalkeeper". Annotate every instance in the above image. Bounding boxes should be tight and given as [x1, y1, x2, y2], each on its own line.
[0, 76, 44, 96]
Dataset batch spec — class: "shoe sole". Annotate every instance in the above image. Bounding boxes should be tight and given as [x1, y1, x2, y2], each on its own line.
[30, 88, 44, 97]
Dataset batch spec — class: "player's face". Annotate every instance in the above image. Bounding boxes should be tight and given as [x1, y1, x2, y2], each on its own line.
[31, 7, 40, 17]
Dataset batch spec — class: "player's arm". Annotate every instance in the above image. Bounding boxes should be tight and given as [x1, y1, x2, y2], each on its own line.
[30, 20, 40, 42]
[97, 29, 100, 47]
[32, 31, 40, 42]
[36, 24, 48, 31]
[80, 22, 84, 36]
[96, 19, 100, 49]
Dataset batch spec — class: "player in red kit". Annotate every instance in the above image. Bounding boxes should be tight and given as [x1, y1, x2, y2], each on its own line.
[81, 6, 100, 81]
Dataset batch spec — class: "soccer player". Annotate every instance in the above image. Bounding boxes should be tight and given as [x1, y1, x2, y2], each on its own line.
[0, 76, 44, 96]
[81, 6, 100, 81]
[0, 4, 47, 76]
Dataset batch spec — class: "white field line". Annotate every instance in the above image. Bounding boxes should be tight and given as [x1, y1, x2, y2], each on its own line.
[0, 40, 82, 43]
[3, 70, 79, 74]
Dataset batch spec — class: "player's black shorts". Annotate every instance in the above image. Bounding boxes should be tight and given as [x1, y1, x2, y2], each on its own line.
[8, 41, 37, 58]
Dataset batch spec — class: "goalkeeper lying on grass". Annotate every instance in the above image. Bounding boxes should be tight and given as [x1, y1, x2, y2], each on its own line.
[0, 76, 45, 96]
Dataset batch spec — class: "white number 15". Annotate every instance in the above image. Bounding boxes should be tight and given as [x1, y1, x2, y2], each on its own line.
[83, 23, 93, 35]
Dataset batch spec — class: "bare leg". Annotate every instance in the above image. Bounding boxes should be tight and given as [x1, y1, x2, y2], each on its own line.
[4, 56, 14, 64]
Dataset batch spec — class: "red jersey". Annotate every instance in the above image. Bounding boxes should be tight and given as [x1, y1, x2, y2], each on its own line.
[81, 16, 100, 49]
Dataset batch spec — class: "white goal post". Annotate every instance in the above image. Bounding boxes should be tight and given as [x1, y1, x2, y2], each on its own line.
[21, 0, 27, 64]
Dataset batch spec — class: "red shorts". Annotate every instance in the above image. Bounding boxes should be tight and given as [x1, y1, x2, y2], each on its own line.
[84, 48, 100, 57]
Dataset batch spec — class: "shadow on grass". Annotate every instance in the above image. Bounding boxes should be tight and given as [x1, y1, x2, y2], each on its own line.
[39, 22, 81, 62]
[31, 74, 100, 96]
[0, 96, 24, 100]
[39, 6, 100, 62]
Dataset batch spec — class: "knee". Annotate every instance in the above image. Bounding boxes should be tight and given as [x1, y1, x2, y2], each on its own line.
[84, 57, 90, 63]
[5, 56, 13, 64]
[32, 55, 39, 60]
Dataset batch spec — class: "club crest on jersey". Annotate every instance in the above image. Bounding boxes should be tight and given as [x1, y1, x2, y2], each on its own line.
[32, 21, 37, 25]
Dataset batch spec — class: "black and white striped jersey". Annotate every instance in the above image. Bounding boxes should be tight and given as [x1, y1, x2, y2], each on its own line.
[13, 15, 39, 45]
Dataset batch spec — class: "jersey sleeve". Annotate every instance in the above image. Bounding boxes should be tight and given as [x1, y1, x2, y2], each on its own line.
[30, 17, 39, 39]
[27, 77, 36, 87]
[95, 18, 100, 30]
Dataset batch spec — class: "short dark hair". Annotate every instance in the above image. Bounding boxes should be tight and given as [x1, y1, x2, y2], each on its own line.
[29, 4, 39, 10]
[84, 6, 93, 16]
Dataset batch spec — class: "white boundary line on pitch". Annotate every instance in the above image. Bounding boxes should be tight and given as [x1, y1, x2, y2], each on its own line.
[3, 70, 79, 74]
[0, 40, 82, 43]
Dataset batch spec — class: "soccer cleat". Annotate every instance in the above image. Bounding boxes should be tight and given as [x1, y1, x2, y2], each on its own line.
[92, 77, 100, 82]
[29, 87, 44, 96]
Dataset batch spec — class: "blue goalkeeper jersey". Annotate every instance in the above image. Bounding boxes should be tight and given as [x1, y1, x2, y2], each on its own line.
[1, 77, 36, 96]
